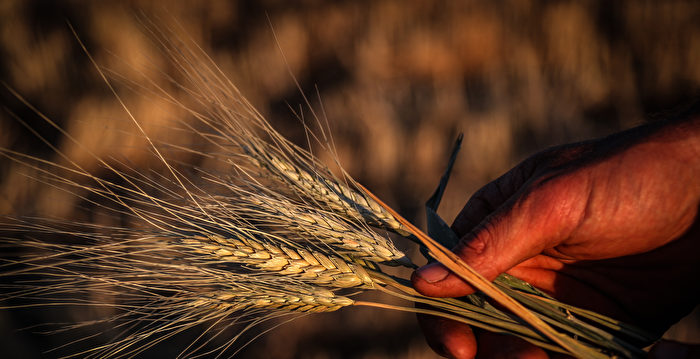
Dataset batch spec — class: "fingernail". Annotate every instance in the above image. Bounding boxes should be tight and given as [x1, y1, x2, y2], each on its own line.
[417, 262, 449, 283]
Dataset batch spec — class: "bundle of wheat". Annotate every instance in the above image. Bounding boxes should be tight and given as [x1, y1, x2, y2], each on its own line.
[0, 19, 654, 358]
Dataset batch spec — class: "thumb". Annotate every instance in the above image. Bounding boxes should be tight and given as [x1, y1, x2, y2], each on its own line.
[412, 174, 583, 297]
[412, 212, 542, 298]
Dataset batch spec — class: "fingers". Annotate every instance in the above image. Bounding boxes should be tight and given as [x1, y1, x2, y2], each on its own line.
[417, 313, 477, 359]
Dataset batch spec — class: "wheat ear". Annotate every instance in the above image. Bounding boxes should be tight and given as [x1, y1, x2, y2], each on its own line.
[232, 194, 408, 264]
[179, 234, 375, 289]
[193, 287, 354, 313]
[245, 143, 410, 236]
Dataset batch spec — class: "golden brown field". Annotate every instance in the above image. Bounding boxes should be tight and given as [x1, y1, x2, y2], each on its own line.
[0, 1, 698, 357]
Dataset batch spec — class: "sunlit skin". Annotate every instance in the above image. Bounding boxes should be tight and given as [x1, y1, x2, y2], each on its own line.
[412, 108, 700, 358]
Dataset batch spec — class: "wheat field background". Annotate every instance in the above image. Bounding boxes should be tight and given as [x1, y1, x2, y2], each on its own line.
[0, 1, 698, 358]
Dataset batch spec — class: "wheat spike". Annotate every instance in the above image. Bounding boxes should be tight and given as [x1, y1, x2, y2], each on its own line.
[235, 194, 408, 264]
[193, 287, 354, 313]
[179, 234, 375, 289]
[246, 143, 410, 236]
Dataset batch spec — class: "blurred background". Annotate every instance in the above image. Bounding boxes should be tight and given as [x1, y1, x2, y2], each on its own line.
[0, 0, 698, 357]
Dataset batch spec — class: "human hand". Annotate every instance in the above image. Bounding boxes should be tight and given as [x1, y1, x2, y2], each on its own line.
[412, 114, 700, 358]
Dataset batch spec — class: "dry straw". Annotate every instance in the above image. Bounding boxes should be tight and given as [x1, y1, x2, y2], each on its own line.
[0, 19, 654, 358]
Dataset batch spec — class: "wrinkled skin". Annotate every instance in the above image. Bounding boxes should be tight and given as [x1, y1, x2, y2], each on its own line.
[412, 112, 700, 359]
